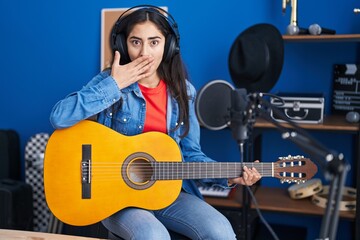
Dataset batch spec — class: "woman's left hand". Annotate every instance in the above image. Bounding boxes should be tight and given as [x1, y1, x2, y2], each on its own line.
[228, 160, 262, 186]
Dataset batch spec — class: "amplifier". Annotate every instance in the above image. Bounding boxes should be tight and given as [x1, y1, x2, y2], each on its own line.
[270, 93, 324, 124]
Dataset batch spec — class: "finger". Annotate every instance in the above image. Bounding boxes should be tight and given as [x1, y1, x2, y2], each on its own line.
[242, 171, 249, 181]
[139, 59, 154, 74]
[244, 167, 257, 185]
[113, 51, 121, 66]
[133, 56, 154, 70]
[250, 165, 262, 179]
[245, 165, 257, 175]
[247, 172, 255, 183]
[252, 168, 262, 178]
[243, 166, 253, 176]
[246, 162, 261, 179]
[133, 72, 151, 83]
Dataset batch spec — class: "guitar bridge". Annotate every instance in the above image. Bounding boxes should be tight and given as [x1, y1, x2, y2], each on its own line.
[81, 144, 91, 199]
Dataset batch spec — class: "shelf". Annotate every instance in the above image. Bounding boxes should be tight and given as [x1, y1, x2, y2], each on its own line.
[204, 186, 355, 220]
[251, 187, 355, 219]
[254, 115, 360, 132]
[283, 34, 360, 42]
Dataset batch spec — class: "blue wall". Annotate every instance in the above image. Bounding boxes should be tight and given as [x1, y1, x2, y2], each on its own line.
[1, 0, 359, 239]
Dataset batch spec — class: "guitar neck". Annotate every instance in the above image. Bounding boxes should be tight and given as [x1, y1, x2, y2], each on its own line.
[152, 162, 274, 180]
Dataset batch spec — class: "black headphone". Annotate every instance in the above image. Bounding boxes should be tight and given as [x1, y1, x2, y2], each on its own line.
[110, 5, 180, 64]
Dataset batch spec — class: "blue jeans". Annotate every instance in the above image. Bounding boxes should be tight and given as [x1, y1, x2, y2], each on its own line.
[102, 191, 237, 240]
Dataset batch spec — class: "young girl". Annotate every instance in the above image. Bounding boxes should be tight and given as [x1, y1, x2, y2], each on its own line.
[50, 5, 261, 239]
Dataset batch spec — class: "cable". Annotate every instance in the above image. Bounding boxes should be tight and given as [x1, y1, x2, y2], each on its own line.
[246, 185, 280, 240]
[236, 92, 280, 240]
[238, 132, 279, 240]
[261, 92, 285, 107]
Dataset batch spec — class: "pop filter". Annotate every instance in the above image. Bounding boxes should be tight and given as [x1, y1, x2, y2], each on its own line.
[195, 80, 234, 130]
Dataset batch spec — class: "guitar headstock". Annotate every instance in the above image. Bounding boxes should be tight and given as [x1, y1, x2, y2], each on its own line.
[274, 155, 318, 184]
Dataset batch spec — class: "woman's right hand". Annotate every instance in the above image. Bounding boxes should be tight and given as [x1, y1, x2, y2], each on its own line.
[111, 51, 154, 90]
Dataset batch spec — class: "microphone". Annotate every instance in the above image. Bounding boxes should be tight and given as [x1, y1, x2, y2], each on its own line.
[346, 111, 360, 123]
[286, 24, 299, 35]
[286, 24, 309, 35]
[308, 24, 336, 35]
[230, 88, 249, 144]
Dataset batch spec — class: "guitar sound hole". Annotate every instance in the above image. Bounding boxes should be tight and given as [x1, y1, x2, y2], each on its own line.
[122, 152, 156, 190]
[128, 159, 153, 184]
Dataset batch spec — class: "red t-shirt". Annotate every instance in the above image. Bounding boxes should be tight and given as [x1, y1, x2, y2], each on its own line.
[138, 80, 167, 133]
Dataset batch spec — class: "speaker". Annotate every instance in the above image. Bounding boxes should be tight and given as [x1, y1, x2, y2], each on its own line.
[0, 129, 21, 180]
[111, 5, 180, 64]
[0, 179, 33, 230]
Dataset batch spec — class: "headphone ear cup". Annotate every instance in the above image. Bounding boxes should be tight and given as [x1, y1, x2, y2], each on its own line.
[115, 33, 130, 64]
[163, 34, 178, 62]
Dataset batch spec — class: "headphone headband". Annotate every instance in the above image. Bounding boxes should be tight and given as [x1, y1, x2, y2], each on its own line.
[117, 5, 178, 34]
[111, 5, 180, 64]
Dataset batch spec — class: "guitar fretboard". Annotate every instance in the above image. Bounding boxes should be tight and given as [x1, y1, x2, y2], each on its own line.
[151, 162, 274, 180]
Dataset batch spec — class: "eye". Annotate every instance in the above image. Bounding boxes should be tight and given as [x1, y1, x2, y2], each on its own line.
[150, 40, 159, 46]
[130, 39, 141, 46]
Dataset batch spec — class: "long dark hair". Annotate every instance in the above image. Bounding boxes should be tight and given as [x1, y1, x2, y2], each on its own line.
[110, 7, 190, 138]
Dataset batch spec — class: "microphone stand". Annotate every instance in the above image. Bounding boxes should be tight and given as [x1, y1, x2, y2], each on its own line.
[238, 92, 350, 240]
[229, 89, 258, 240]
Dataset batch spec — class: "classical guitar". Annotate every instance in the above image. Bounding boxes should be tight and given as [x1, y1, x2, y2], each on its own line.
[43, 120, 317, 226]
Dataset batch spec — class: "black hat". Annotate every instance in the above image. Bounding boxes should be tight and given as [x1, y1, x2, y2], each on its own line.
[228, 23, 284, 92]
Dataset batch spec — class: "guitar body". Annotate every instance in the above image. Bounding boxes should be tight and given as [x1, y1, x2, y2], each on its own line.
[44, 120, 182, 226]
[44, 120, 318, 226]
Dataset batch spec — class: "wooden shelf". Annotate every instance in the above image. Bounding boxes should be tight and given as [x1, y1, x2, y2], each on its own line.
[254, 115, 360, 132]
[251, 187, 355, 219]
[204, 186, 355, 220]
[283, 34, 360, 42]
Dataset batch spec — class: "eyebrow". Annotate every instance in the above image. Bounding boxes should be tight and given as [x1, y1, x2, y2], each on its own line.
[129, 36, 162, 41]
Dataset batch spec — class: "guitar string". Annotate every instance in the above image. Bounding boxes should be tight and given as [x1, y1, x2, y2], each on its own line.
[87, 163, 277, 172]
[86, 163, 291, 174]
[80, 157, 309, 181]
[90, 169, 301, 181]
[89, 161, 305, 167]
[89, 166, 272, 179]
[87, 163, 301, 181]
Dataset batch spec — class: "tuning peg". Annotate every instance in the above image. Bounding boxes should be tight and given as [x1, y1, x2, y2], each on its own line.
[280, 178, 294, 184]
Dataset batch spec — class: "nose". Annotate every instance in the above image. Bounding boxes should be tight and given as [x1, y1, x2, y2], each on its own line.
[140, 45, 149, 57]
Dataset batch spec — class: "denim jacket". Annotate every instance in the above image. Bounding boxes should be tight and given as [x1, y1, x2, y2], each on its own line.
[50, 70, 229, 199]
